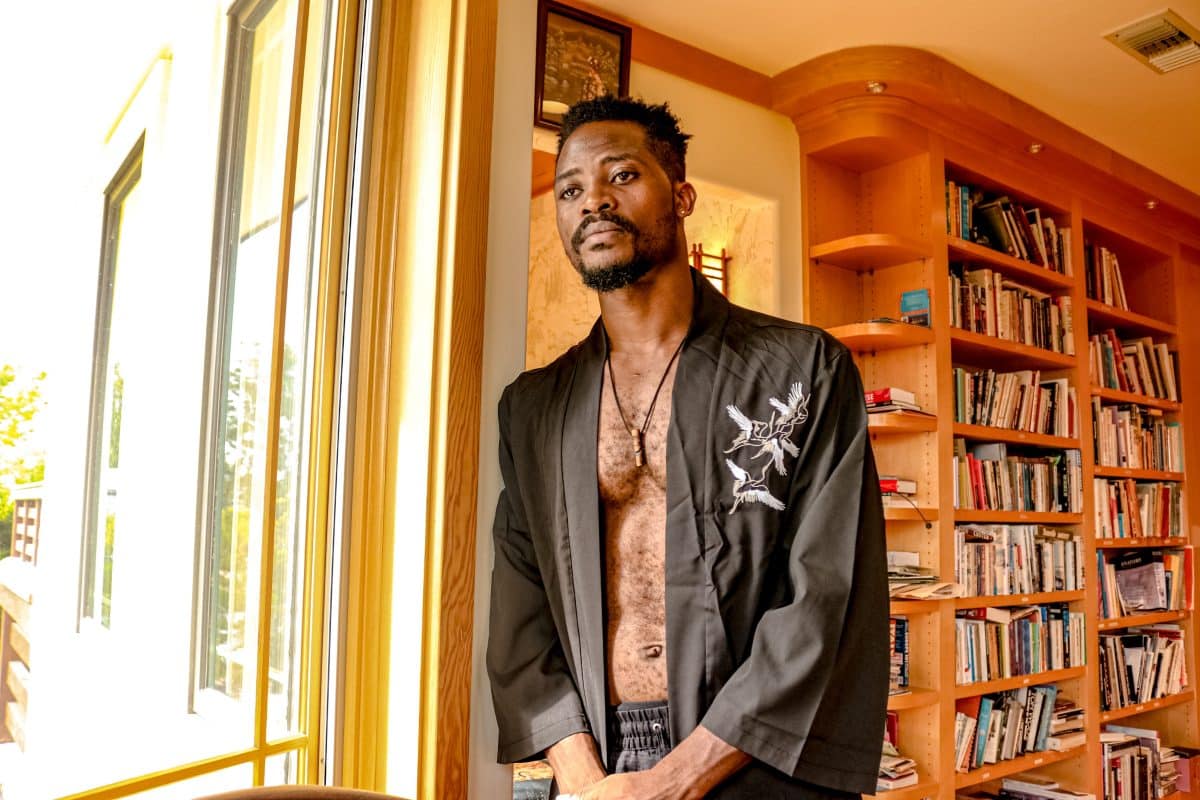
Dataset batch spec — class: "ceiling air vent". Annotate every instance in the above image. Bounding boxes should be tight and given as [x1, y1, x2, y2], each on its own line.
[1106, 9, 1200, 73]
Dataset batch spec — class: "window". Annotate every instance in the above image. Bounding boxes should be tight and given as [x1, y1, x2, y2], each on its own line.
[0, 0, 345, 795]
[196, 0, 333, 745]
[80, 136, 144, 630]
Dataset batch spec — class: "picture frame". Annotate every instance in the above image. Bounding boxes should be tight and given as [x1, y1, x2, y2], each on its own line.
[534, 0, 632, 130]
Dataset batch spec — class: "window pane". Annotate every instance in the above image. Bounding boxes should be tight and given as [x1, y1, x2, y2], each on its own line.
[269, 0, 332, 739]
[199, 0, 300, 723]
[81, 146, 144, 630]
[124, 763, 254, 798]
[266, 749, 301, 784]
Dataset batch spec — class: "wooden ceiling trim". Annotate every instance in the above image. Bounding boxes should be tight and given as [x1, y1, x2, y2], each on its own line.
[775, 46, 1200, 236]
[566, 0, 773, 107]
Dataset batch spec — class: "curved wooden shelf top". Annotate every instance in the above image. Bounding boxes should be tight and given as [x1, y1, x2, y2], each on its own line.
[885, 506, 939, 522]
[890, 599, 945, 616]
[888, 687, 940, 711]
[870, 411, 938, 435]
[810, 233, 930, 271]
[827, 321, 935, 352]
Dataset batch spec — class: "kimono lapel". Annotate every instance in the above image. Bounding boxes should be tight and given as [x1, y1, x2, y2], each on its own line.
[665, 274, 731, 744]
[560, 321, 610, 763]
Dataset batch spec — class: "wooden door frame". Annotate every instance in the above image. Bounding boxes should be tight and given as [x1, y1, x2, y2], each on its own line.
[339, 0, 497, 797]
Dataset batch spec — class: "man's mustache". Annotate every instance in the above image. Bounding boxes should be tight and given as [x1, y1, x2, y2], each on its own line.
[571, 211, 638, 250]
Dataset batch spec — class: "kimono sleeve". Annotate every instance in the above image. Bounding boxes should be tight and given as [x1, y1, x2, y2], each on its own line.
[700, 349, 889, 785]
[486, 386, 591, 763]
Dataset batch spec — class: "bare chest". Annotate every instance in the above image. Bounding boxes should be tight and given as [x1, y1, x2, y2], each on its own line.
[598, 353, 677, 702]
[597, 356, 676, 504]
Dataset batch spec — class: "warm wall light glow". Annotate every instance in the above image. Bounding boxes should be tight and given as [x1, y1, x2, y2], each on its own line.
[690, 243, 731, 296]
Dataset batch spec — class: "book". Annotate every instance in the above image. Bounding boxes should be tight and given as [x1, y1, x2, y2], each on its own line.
[901, 288, 931, 327]
[877, 773, 920, 791]
[866, 386, 918, 406]
[867, 402, 929, 414]
[1112, 550, 1168, 612]
[880, 476, 918, 495]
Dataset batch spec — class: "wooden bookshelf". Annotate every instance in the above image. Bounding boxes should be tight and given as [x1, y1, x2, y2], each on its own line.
[952, 423, 1078, 449]
[1091, 386, 1181, 412]
[829, 321, 935, 353]
[953, 745, 1086, 789]
[1097, 610, 1188, 631]
[872, 411, 939, 434]
[955, 591, 1084, 609]
[954, 667, 1087, 699]
[885, 506, 939, 522]
[1099, 690, 1195, 724]
[796, 54, 1200, 800]
[949, 329, 1076, 370]
[810, 233, 929, 271]
[953, 510, 1082, 525]
[889, 687, 940, 711]
[890, 599, 944, 616]
[1085, 299, 1177, 337]
[1092, 466, 1184, 481]
[1094, 537, 1188, 549]
[947, 237, 1075, 292]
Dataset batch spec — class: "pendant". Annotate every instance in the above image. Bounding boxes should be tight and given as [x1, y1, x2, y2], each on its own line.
[631, 429, 645, 468]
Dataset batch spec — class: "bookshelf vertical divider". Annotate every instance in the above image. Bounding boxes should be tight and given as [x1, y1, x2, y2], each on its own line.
[792, 63, 1200, 800]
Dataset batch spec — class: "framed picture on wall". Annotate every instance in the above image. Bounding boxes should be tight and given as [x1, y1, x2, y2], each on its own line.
[534, 1, 632, 130]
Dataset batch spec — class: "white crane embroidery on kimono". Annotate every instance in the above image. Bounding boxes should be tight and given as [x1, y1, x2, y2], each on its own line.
[723, 381, 810, 513]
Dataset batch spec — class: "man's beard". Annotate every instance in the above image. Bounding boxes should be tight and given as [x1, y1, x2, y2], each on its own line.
[569, 210, 677, 293]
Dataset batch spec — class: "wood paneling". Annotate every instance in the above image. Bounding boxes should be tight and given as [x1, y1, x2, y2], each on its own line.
[566, 0, 772, 107]
[418, 0, 498, 797]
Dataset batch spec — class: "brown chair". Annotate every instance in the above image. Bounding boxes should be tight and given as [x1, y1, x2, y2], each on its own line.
[197, 787, 405, 800]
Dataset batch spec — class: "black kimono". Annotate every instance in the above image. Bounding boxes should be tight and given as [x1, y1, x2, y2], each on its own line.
[487, 272, 889, 797]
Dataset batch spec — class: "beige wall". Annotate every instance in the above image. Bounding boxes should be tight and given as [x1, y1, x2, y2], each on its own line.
[525, 180, 778, 370]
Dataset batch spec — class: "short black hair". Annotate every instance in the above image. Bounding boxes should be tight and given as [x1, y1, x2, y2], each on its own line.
[557, 97, 691, 183]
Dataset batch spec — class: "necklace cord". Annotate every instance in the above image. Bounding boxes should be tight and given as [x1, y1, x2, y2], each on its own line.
[605, 335, 687, 450]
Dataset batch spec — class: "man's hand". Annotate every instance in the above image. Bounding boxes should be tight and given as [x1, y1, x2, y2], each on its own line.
[569, 725, 750, 800]
[546, 732, 607, 793]
[574, 771, 677, 800]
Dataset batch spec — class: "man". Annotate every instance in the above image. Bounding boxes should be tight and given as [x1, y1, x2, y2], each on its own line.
[487, 96, 888, 799]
